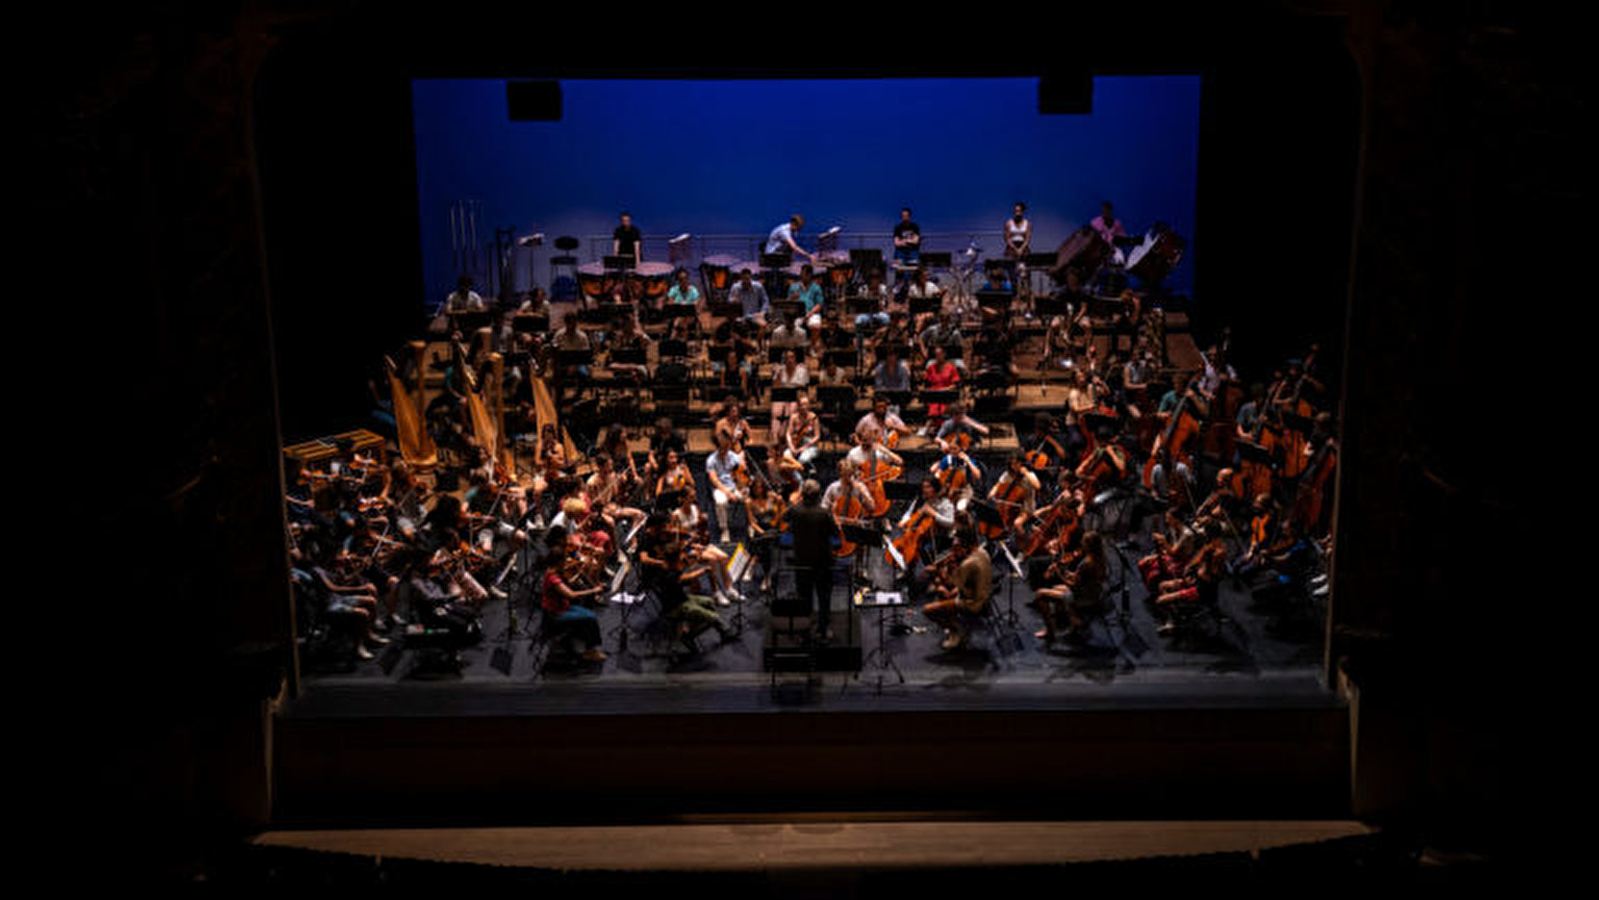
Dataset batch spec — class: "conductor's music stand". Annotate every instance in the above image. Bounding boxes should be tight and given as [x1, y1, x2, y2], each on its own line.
[847, 589, 908, 694]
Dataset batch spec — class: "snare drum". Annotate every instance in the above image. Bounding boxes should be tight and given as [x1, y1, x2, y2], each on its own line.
[635, 261, 674, 300]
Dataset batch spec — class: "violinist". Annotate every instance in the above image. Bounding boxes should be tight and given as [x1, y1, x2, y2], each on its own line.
[1075, 426, 1129, 497]
[784, 394, 822, 471]
[637, 514, 735, 651]
[671, 487, 741, 606]
[987, 454, 1042, 535]
[705, 433, 748, 545]
[643, 416, 687, 484]
[653, 447, 694, 500]
[920, 526, 992, 651]
[1233, 492, 1280, 577]
[1153, 519, 1229, 635]
[743, 476, 785, 593]
[1137, 509, 1202, 593]
[417, 494, 503, 604]
[539, 526, 609, 662]
[584, 453, 646, 536]
[1032, 530, 1107, 644]
[768, 348, 809, 446]
[714, 400, 753, 453]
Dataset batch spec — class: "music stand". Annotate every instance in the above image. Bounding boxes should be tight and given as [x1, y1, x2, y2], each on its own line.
[663, 303, 698, 320]
[658, 338, 689, 359]
[653, 490, 684, 513]
[610, 347, 647, 367]
[849, 247, 884, 272]
[920, 388, 958, 412]
[877, 388, 911, 411]
[709, 300, 743, 320]
[845, 296, 878, 316]
[770, 386, 798, 404]
[883, 480, 920, 503]
[969, 498, 1004, 534]
[1236, 439, 1274, 468]
[557, 349, 594, 371]
[816, 384, 856, 415]
[992, 542, 1027, 654]
[976, 290, 1013, 314]
[772, 299, 804, 323]
[1033, 293, 1067, 318]
[824, 348, 856, 370]
[848, 589, 907, 694]
[512, 314, 548, 334]
[909, 296, 939, 318]
[920, 251, 952, 269]
[603, 254, 635, 272]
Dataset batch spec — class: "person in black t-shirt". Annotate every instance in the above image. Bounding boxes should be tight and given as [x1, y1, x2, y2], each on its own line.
[613, 211, 642, 264]
[782, 478, 839, 641]
[892, 207, 921, 271]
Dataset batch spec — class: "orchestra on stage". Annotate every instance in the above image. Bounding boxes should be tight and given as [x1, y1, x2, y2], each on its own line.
[286, 202, 1335, 672]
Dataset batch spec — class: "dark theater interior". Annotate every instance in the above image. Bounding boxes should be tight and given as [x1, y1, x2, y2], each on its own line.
[37, 0, 1549, 887]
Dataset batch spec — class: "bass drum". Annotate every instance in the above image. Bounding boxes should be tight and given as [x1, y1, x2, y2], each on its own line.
[1126, 226, 1186, 286]
[1048, 225, 1108, 285]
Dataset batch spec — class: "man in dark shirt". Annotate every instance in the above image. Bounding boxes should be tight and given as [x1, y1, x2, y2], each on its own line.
[892, 207, 921, 269]
[783, 479, 838, 641]
[613, 211, 642, 264]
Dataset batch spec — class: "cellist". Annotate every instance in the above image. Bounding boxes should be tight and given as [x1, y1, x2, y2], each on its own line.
[845, 424, 904, 518]
[985, 454, 1041, 537]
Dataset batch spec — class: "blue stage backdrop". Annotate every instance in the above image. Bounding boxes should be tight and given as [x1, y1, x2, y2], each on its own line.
[412, 76, 1200, 305]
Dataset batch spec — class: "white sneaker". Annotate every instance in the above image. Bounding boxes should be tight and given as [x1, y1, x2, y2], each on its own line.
[720, 530, 732, 544]
[716, 592, 732, 607]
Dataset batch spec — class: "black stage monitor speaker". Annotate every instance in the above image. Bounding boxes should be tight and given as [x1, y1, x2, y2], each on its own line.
[507, 80, 563, 121]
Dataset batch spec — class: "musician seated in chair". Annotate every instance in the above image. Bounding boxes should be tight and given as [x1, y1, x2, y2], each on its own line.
[538, 526, 608, 662]
[638, 514, 735, 651]
[1153, 519, 1228, 635]
[1032, 530, 1107, 644]
[920, 527, 992, 651]
[671, 486, 741, 606]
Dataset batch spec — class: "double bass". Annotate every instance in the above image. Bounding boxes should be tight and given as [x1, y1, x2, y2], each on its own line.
[1141, 388, 1202, 492]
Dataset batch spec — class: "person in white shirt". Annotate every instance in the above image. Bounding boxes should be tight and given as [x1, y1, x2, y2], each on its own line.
[768, 349, 809, 445]
[444, 275, 486, 314]
[704, 435, 747, 546]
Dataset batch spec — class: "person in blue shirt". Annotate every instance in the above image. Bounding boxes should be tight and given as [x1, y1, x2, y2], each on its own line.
[666, 268, 701, 306]
[787, 264, 825, 328]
